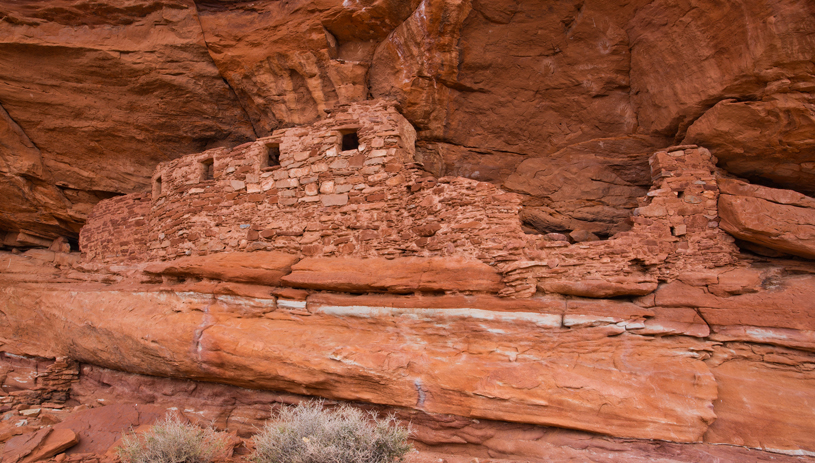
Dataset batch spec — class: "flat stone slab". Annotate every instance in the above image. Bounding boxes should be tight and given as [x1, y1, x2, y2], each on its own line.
[281, 256, 504, 294]
[1, 428, 78, 463]
[143, 251, 300, 286]
[1, 284, 719, 443]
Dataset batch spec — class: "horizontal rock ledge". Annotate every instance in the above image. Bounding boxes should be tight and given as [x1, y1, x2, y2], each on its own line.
[143, 251, 300, 286]
[281, 256, 505, 294]
[0, 282, 716, 443]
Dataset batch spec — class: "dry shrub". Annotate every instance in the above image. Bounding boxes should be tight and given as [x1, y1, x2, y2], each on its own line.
[252, 401, 412, 463]
[117, 415, 228, 463]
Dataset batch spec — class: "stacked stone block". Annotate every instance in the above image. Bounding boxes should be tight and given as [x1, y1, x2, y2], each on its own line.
[80, 101, 532, 264]
[79, 193, 150, 262]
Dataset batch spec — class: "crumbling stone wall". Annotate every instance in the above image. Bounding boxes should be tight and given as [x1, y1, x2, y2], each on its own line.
[80, 101, 533, 264]
[80, 101, 739, 299]
[500, 146, 739, 297]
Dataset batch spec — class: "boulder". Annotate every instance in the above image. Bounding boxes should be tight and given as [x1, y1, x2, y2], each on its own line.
[684, 94, 815, 196]
[143, 252, 300, 286]
[281, 257, 504, 294]
[718, 179, 815, 259]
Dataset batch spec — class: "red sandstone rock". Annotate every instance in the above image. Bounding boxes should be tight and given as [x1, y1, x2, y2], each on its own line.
[539, 275, 658, 298]
[1, 0, 814, 246]
[281, 257, 504, 294]
[53, 404, 169, 455]
[505, 137, 655, 237]
[684, 94, 815, 196]
[63, 363, 808, 463]
[563, 299, 653, 328]
[1, 3, 815, 458]
[0, 1, 255, 240]
[0, 282, 717, 443]
[0, 423, 38, 446]
[1, 428, 78, 463]
[704, 343, 815, 454]
[718, 179, 815, 259]
[195, 0, 418, 133]
[629, 0, 815, 139]
[654, 275, 815, 351]
[143, 252, 300, 286]
[639, 307, 710, 338]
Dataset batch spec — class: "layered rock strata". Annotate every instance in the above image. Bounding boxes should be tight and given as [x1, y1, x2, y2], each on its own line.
[1, 355, 810, 463]
[4, 103, 815, 456]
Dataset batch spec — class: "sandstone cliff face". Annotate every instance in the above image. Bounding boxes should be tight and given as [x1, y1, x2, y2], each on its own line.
[2, 1, 815, 461]
[2, 0, 812, 242]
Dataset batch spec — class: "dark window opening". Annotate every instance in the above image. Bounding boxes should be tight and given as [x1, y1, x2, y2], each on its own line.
[341, 131, 359, 151]
[201, 159, 214, 181]
[263, 143, 281, 169]
[152, 176, 163, 200]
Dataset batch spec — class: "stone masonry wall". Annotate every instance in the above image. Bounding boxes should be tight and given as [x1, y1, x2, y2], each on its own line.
[499, 146, 740, 297]
[80, 192, 150, 262]
[80, 101, 534, 265]
[80, 100, 739, 299]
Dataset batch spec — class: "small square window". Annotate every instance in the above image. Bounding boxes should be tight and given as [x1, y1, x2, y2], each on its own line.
[262, 143, 281, 169]
[341, 131, 359, 151]
[152, 176, 163, 200]
[200, 158, 214, 181]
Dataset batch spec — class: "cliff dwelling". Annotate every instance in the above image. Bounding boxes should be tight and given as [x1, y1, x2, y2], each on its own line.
[2, 1, 815, 462]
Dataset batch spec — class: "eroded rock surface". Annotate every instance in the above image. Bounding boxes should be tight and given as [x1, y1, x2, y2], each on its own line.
[0, 1, 256, 240]
[4, 136, 815, 455]
[685, 93, 815, 196]
[718, 178, 815, 259]
[3, 0, 812, 245]
[2, 1, 815, 460]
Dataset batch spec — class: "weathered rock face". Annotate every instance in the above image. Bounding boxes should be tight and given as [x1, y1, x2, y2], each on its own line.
[2, 0, 812, 244]
[1, 356, 808, 463]
[0, 283, 719, 442]
[2, 0, 815, 460]
[5, 137, 815, 456]
[628, 0, 815, 139]
[718, 178, 815, 259]
[685, 94, 815, 196]
[0, 0, 256, 241]
[195, 0, 420, 133]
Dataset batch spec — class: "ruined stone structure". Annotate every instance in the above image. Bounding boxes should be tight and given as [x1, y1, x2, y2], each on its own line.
[2, 1, 815, 461]
[80, 100, 529, 267]
[4, 98, 811, 458]
[80, 103, 744, 302]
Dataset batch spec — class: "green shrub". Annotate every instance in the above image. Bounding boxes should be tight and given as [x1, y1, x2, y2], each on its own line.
[117, 415, 228, 463]
[252, 401, 412, 463]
